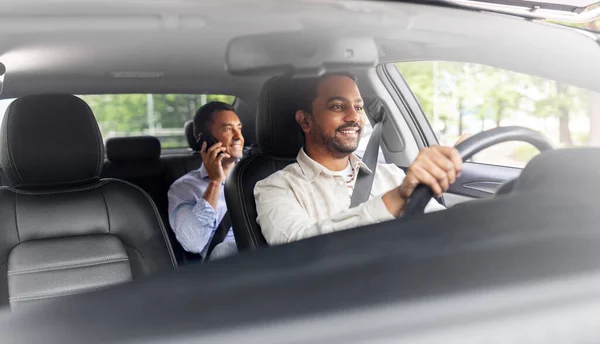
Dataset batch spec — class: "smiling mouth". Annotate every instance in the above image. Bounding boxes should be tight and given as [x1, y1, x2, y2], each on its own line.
[337, 128, 360, 135]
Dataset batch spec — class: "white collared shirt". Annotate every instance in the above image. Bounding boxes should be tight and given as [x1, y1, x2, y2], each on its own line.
[254, 148, 445, 245]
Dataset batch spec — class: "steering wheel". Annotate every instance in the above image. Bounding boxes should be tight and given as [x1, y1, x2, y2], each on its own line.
[403, 126, 554, 216]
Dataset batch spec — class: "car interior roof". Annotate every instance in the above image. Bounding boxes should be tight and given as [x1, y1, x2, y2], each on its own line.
[1, 0, 600, 101]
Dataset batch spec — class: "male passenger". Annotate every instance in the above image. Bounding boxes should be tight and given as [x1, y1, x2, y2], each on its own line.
[255, 73, 462, 245]
[168, 102, 244, 259]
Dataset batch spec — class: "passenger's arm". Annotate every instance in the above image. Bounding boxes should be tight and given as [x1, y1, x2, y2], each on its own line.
[255, 180, 395, 245]
[168, 188, 217, 255]
[202, 180, 222, 211]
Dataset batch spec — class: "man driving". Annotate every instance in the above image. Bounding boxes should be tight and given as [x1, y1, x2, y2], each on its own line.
[254, 73, 462, 245]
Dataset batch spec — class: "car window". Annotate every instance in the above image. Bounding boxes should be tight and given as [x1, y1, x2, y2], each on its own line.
[80, 94, 235, 149]
[0, 94, 236, 150]
[396, 61, 599, 168]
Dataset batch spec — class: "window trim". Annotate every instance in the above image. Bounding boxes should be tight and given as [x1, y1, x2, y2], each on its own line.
[378, 63, 439, 149]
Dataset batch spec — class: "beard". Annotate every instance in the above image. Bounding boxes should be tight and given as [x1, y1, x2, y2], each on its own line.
[314, 123, 362, 155]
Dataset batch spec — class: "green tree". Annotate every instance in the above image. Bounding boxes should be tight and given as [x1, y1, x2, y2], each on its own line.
[82, 94, 148, 135]
[476, 66, 527, 128]
[81, 93, 235, 137]
[550, 18, 600, 146]
[396, 61, 435, 118]
[532, 81, 588, 147]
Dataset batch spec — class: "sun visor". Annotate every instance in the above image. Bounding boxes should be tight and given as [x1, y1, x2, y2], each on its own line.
[225, 33, 379, 77]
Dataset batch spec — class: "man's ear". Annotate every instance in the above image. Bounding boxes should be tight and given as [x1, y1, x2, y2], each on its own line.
[295, 110, 311, 134]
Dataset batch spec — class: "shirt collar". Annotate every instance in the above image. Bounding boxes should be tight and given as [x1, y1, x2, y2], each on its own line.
[296, 148, 372, 183]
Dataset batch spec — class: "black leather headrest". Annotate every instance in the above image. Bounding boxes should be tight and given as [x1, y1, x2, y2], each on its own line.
[106, 136, 161, 162]
[256, 76, 306, 156]
[184, 120, 200, 151]
[0, 94, 104, 189]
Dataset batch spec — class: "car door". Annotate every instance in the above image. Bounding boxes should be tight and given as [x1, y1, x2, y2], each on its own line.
[379, 62, 597, 207]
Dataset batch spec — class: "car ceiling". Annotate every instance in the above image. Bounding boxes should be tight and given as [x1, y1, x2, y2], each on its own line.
[0, 0, 600, 100]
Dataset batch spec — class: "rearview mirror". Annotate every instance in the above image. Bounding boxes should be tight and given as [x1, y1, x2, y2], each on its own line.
[225, 32, 379, 76]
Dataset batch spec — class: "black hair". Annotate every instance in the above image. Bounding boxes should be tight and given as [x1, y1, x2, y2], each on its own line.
[193, 101, 235, 139]
[295, 71, 358, 114]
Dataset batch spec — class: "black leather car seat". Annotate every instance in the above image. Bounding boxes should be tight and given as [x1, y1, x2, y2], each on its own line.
[0, 94, 177, 310]
[184, 120, 201, 153]
[102, 136, 168, 219]
[162, 121, 203, 187]
[101, 136, 189, 263]
[224, 76, 306, 251]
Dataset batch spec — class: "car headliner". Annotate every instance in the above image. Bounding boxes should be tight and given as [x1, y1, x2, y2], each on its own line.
[0, 0, 599, 101]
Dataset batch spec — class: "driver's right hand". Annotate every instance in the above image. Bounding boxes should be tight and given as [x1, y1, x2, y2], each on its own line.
[382, 145, 462, 217]
[399, 145, 462, 199]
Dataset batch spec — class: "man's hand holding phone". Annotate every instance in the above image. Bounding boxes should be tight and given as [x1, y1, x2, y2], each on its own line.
[199, 134, 231, 183]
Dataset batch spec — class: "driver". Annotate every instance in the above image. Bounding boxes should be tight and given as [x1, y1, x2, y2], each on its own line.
[254, 72, 462, 245]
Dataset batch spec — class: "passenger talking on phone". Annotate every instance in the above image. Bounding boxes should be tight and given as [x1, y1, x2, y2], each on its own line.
[168, 102, 244, 260]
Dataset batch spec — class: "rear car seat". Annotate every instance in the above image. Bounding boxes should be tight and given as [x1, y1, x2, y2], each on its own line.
[101, 136, 186, 262]
[162, 121, 202, 186]
[102, 136, 168, 212]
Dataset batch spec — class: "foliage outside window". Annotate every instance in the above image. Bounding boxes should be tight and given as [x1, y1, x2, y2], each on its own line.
[79, 94, 235, 149]
[397, 61, 600, 168]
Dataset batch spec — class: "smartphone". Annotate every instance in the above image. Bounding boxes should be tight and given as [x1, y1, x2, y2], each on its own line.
[197, 133, 222, 155]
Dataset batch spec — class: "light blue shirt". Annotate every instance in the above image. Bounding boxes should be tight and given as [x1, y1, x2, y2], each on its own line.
[167, 164, 235, 258]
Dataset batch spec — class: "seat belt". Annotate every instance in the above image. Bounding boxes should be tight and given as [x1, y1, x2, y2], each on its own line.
[204, 212, 232, 261]
[349, 120, 383, 208]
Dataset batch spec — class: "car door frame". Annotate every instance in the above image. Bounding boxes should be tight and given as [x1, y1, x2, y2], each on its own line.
[377, 63, 522, 206]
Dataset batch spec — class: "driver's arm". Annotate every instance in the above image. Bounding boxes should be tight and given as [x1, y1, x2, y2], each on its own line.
[255, 178, 396, 245]
[255, 146, 459, 245]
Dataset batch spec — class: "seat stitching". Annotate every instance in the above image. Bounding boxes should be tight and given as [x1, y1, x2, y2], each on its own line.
[237, 156, 258, 248]
[13, 176, 102, 189]
[125, 245, 150, 276]
[10, 281, 127, 303]
[0, 180, 109, 195]
[14, 192, 20, 243]
[8, 257, 129, 275]
[5, 107, 24, 184]
[85, 101, 104, 177]
[1, 179, 174, 271]
[237, 154, 261, 249]
[235, 154, 297, 250]
[102, 178, 178, 269]
[100, 188, 111, 234]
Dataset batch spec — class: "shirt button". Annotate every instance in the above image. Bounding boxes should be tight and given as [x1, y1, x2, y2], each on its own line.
[338, 181, 344, 186]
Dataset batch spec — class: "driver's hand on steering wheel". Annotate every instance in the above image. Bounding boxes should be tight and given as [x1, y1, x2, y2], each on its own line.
[401, 145, 462, 199]
[382, 145, 462, 217]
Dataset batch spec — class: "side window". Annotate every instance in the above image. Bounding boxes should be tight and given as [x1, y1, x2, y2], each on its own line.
[396, 61, 599, 168]
[80, 94, 235, 149]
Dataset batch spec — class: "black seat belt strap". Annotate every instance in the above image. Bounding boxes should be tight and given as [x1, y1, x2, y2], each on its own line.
[349, 120, 383, 208]
[205, 212, 232, 261]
